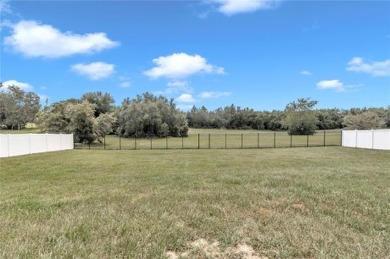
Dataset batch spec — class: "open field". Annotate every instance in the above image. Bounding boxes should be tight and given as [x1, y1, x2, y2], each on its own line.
[80, 129, 342, 150]
[1, 147, 389, 258]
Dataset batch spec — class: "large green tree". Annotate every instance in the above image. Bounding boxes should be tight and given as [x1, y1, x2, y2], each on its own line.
[81, 91, 115, 117]
[116, 93, 188, 138]
[283, 98, 318, 135]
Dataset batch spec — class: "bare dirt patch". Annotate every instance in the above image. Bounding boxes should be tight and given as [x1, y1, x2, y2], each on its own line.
[165, 238, 267, 259]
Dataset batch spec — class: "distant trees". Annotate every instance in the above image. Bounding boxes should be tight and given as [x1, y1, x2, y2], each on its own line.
[0, 84, 41, 129]
[116, 93, 188, 138]
[2, 84, 388, 140]
[343, 111, 383, 130]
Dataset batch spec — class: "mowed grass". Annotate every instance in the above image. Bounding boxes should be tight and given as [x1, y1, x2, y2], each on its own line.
[83, 129, 341, 150]
[1, 147, 389, 258]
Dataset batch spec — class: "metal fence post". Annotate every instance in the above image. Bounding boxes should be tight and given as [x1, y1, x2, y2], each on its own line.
[274, 132, 276, 148]
[323, 130, 326, 146]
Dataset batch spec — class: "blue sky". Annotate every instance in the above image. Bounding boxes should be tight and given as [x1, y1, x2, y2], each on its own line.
[1, 0, 389, 111]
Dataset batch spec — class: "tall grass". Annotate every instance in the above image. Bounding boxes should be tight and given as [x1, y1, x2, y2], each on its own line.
[1, 147, 389, 258]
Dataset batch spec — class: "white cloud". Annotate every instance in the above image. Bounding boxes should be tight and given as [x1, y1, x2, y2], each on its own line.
[346, 57, 390, 77]
[0, 0, 11, 14]
[4, 20, 119, 58]
[119, 81, 131, 88]
[176, 93, 196, 103]
[316, 80, 345, 92]
[71, 62, 115, 80]
[144, 53, 225, 80]
[118, 76, 131, 88]
[300, 70, 312, 76]
[213, 0, 280, 15]
[2, 80, 33, 91]
[199, 91, 231, 99]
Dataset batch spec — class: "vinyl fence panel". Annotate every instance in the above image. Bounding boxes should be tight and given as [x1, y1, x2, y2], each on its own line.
[342, 129, 390, 150]
[0, 134, 74, 158]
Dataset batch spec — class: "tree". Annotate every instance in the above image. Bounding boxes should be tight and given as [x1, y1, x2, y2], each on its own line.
[116, 93, 188, 138]
[0, 85, 41, 129]
[343, 111, 383, 129]
[82, 91, 114, 117]
[283, 98, 318, 135]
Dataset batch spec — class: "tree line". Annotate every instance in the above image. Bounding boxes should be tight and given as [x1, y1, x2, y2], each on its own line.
[1, 84, 389, 143]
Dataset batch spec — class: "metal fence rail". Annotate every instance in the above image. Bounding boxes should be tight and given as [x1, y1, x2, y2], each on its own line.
[75, 131, 342, 150]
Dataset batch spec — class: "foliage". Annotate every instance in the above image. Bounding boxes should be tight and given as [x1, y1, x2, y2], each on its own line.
[283, 98, 318, 135]
[343, 111, 384, 129]
[0, 85, 40, 129]
[116, 93, 188, 138]
[39, 99, 115, 143]
[81, 91, 115, 117]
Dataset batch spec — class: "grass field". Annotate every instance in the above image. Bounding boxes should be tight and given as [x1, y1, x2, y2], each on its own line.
[1, 147, 389, 258]
[79, 129, 342, 150]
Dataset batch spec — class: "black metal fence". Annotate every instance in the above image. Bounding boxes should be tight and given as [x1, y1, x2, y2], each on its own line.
[75, 131, 342, 150]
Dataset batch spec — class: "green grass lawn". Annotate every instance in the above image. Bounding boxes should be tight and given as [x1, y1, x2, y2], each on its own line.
[1, 147, 389, 258]
[82, 129, 341, 150]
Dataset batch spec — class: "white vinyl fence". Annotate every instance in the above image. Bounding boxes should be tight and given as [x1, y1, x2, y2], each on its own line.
[0, 134, 74, 158]
[342, 129, 390, 150]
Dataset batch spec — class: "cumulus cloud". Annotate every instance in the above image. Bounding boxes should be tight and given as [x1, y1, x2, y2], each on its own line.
[346, 57, 390, 77]
[71, 62, 115, 80]
[199, 91, 231, 99]
[212, 0, 280, 15]
[176, 93, 196, 103]
[144, 53, 225, 80]
[2, 80, 33, 91]
[316, 80, 345, 92]
[4, 20, 119, 58]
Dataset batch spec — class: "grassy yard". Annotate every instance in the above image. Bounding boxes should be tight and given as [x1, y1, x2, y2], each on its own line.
[81, 129, 341, 150]
[0, 147, 389, 258]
